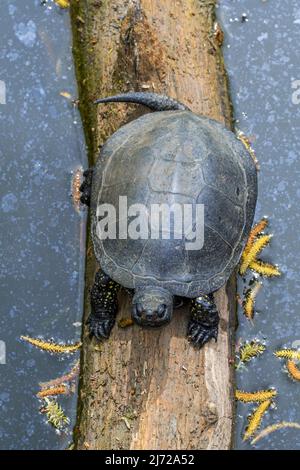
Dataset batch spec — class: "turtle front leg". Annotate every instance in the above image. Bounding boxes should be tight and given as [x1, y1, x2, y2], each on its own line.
[187, 294, 219, 348]
[80, 168, 93, 206]
[87, 270, 120, 340]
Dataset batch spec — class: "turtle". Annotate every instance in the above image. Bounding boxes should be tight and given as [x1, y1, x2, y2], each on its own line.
[80, 92, 257, 348]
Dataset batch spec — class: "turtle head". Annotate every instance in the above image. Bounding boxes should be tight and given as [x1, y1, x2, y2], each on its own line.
[132, 287, 173, 327]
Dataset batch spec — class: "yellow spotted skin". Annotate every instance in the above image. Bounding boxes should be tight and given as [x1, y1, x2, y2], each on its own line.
[87, 270, 120, 340]
[187, 294, 219, 347]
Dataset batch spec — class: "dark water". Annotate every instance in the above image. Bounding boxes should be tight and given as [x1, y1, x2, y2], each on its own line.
[0, 1, 87, 449]
[218, 0, 300, 450]
[1, 0, 299, 452]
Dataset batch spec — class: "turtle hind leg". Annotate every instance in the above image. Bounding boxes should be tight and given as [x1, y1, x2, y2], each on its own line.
[87, 270, 120, 340]
[80, 168, 93, 206]
[187, 294, 219, 348]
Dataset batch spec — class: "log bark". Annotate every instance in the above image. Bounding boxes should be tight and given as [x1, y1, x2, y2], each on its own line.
[70, 0, 235, 450]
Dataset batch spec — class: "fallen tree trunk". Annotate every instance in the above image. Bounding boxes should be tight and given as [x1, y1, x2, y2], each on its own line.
[71, 0, 235, 450]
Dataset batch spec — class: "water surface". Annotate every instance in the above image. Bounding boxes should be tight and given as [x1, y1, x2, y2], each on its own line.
[218, 0, 300, 450]
[0, 0, 87, 449]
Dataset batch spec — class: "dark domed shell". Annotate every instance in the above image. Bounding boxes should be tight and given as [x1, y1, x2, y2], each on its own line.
[91, 111, 257, 297]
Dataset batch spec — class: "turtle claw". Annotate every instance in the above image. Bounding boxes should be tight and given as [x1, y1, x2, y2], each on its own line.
[88, 269, 120, 341]
[87, 314, 115, 341]
[187, 322, 218, 348]
[187, 294, 219, 349]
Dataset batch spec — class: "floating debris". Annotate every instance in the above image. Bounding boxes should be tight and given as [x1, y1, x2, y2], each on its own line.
[243, 400, 272, 441]
[240, 235, 272, 275]
[59, 91, 72, 100]
[37, 385, 68, 399]
[249, 259, 281, 277]
[275, 349, 300, 362]
[60, 91, 79, 106]
[21, 335, 82, 354]
[71, 166, 83, 213]
[121, 416, 131, 430]
[54, 0, 70, 8]
[236, 389, 277, 403]
[243, 281, 262, 320]
[237, 130, 260, 170]
[236, 340, 266, 369]
[213, 22, 224, 47]
[118, 317, 134, 328]
[251, 421, 300, 445]
[287, 360, 300, 381]
[41, 398, 69, 430]
[39, 360, 80, 389]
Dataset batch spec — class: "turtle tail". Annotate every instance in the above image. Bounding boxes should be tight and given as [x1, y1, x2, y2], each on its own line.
[94, 92, 190, 112]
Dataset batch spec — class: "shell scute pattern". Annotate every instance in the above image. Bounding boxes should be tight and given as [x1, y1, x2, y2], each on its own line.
[91, 110, 257, 295]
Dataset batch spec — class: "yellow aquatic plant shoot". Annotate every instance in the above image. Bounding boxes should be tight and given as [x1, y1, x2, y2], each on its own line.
[251, 421, 300, 444]
[243, 282, 262, 320]
[287, 360, 300, 381]
[54, 0, 70, 8]
[39, 360, 80, 389]
[275, 349, 300, 361]
[249, 260, 281, 277]
[42, 398, 69, 430]
[236, 341, 266, 369]
[37, 385, 68, 399]
[244, 218, 269, 255]
[240, 234, 272, 275]
[243, 400, 272, 441]
[236, 130, 260, 170]
[235, 389, 277, 403]
[21, 336, 82, 354]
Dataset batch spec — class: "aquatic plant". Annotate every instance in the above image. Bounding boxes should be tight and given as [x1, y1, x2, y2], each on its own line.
[37, 385, 68, 399]
[39, 360, 80, 389]
[236, 130, 260, 170]
[243, 282, 262, 320]
[274, 349, 300, 361]
[240, 235, 272, 275]
[240, 217, 281, 278]
[236, 340, 266, 369]
[251, 421, 300, 444]
[235, 389, 277, 403]
[54, 0, 70, 8]
[286, 360, 300, 381]
[243, 400, 272, 441]
[21, 335, 82, 354]
[244, 218, 268, 255]
[249, 260, 281, 277]
[41, 398, 69, 430]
